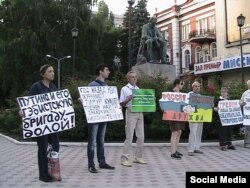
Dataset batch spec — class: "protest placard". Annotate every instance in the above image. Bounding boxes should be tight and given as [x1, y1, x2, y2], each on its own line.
[159, 92, 189, 121]
[159, 92, 214, 122]
[243, 97, 250, 126]
[131, 89, 156, 112]
[218, 100, 243, 126]
[188, 94, 214, 122]
[78, 86, 123, 123]
[16, 89, 75, 139]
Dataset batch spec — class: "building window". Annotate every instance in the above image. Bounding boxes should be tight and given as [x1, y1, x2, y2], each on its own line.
[164, 30, 168, 41]
[195, 47, 202, 63]
[182, 24, 190, 40]
[203, 49, 210, 62]
[209, 15, 215, 31]
[211, 42, 217, 58]
[184, 50, 190, 69]
[197, 15, 215, 35]
[197, 18, 207, 34]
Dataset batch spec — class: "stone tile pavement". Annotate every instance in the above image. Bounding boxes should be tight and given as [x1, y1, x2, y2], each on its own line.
[0, 134, 250, 188]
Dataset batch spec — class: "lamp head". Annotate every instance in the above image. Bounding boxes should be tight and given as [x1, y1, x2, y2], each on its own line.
[71, 28, 79, 39]
[237, 14, 245, 27]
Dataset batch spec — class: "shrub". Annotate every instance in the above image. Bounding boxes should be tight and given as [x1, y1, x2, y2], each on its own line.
[0, 75, 245, 142]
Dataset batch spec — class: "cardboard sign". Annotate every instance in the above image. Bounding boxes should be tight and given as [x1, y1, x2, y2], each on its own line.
[17, 89, 75, 139]
[131, 89, 156, 112]
[218, 100, 243, 126]
[159, 92, 214, 122]
[243, 97, 250, 126]
[78, 86, 123, 123]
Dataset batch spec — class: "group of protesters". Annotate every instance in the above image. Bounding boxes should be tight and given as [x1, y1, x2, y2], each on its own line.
[18, 63, 250, 182]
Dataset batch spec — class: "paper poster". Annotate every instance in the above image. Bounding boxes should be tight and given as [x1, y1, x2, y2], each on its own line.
[131, 89, 156, 112]
[17, 89, 75, 139]
[78, 86, 123, 123]
[218, 100, 243, 126]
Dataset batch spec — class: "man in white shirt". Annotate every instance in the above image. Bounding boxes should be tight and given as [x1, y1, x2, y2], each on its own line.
[120, 71, 147, 167]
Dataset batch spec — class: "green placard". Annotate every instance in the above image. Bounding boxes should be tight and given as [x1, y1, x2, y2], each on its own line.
[131, 89, 156, 112]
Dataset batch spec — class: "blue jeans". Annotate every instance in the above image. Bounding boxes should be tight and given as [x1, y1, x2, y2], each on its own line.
[87, 123, 106, 167]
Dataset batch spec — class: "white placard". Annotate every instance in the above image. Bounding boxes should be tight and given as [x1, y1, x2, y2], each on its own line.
[218, 100, 243, 126]
[17, 89, 75, 139]
[243, 97, 250, 126]
[78, 86, 123, 123]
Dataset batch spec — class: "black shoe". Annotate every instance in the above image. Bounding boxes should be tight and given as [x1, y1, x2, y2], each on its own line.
[227, 145, 236, 150]
[194, 150, 204, 154]
[171, 153, 181, 159]
[99, 163, 115, 170]
[176, 151, 183, 156]
[88, 166, 98, 173]
[39, 175, 54, 182]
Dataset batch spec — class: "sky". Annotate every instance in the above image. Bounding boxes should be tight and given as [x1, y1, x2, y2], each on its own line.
[92, 0, 187, 16]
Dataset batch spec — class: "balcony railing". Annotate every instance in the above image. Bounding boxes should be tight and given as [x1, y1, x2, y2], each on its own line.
[189, 29, 216, 43]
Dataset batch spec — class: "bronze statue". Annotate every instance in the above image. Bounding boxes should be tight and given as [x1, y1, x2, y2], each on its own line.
[137, 17, 167, 64]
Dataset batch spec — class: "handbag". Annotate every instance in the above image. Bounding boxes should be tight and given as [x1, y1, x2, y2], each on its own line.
[47, 145, 62, 181]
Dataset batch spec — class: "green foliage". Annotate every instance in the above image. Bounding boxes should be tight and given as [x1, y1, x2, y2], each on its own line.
[0, 76, 245, 142]
[0, 0, 122, 108]
[0, 108, 22, 139]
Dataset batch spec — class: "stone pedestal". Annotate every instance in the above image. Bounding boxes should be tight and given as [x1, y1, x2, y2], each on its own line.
[132, 62, 176, 82]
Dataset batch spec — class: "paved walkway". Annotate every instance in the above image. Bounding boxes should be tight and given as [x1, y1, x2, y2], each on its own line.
[0, 134, 249, 188]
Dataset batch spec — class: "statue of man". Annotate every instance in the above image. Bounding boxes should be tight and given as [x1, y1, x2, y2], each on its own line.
[137, 17, 167, 64]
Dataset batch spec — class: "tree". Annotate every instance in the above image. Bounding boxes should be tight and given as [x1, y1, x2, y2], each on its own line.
[119, 0, 149, 72]
[0, 0, 122, 108]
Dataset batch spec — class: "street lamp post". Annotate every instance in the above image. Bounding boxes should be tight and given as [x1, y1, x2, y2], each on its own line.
[128, 0, 135, 70]
[71, 27, 79, 76]
[237, 14, 250, 148]
[237, 13, 245, 83]
[46, 55, 71, 90]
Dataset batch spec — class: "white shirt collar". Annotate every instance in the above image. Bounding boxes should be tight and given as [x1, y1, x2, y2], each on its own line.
[126, 83, 137, 89]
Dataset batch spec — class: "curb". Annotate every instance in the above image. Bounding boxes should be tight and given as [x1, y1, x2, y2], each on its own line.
[0, 133, 244, 147]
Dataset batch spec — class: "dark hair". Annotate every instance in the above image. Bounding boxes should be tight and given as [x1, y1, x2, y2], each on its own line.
[40, 64, 52, 75]
[95, 64, 109, 75]
[173, 78, 181, 87]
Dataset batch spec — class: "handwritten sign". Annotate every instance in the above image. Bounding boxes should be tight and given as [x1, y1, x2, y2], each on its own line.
[218, 100, 243, 126]
[131, 89, 156, 112]
[159, 92, 189, 121]
[188, 94, 214, 122]
[17, 89, 75, 139]
[243, 97, 250, 126]
[78, 86, 123, 123]
[159, 92, 214, 122]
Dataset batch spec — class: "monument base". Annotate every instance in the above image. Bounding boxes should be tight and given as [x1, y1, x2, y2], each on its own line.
[132, 62, 176, 82]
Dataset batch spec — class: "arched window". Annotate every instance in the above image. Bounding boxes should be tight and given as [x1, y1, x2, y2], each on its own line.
[195, 47, 202, 63]
[185, 50, 190, 69]
[166, 54, 170, 64]
[211, 42, 217, 58]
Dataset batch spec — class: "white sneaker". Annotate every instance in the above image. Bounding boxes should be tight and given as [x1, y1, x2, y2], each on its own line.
[133, 158, 147, 164]
[121, 161, 132, 167]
